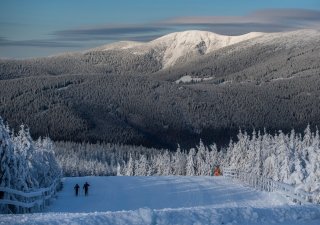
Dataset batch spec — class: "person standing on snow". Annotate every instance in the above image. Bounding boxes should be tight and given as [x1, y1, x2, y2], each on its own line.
[74, 184, 80, 196]
[83, 182, 90, 196]
[213, 165, 221, 176]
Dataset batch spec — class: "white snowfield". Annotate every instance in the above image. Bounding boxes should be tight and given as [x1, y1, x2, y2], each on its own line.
[1, 176, 320, 225]
[150, 31, 263, 69]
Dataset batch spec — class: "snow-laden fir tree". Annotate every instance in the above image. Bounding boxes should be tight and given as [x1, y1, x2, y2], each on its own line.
[34, 137, 62, 187]
[135, 155, 149, 176]
[0, 118, 17, 189]
[13, 125, 38, 190]
[161, 151, 172, 175]
[0, 117, 62, 213]
[172, 145, 186, 175]
[195, 139, 207, 176]
[276, 131, 291, 183]
[126, 154, 135, 176]
[186, 148, 196, 176]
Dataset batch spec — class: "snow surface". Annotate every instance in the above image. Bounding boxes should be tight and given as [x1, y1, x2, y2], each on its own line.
[150, 30, 264, 69]
[1, 176, 320, 225]
[175, 75, 214, 84]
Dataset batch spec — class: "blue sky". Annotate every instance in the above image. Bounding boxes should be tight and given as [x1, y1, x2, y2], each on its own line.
[0, 0, 319, 58]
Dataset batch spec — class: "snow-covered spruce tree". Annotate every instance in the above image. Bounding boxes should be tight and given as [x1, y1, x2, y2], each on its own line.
[172, 145, 186, 175]
[1, 118, 61, 190]
[304, 128, 320, 194]
[153, 152, 165, 175]
[253, 131, 263, 176]
[195, 139, 208, 176]
[186, 148, 196, 176]
[0, 118, 19, 213]
[34, 137, 62, 187]
[224, 140, 234, 168]
[125, 154, 135, 176]
[161, 151, 172, 176]
[0, 118, 17, 189]
[289, 138, 306, 187]
[226, 129, 250, 170]
[210, 143, 223, 164]
[13, 125, 38, 191]
[116, 163, 122, 176]
[135, 155, 149, 176]
[276, 131, 292, 183]
[261, 132, 278, 180]
[244, 130, 257, 173]
[303, 124, 312, 150]
[0, 118, 62, 212]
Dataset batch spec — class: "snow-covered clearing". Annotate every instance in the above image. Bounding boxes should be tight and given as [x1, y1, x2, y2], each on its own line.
[1, 176, 320, 225]
[175, 75, 214, 84]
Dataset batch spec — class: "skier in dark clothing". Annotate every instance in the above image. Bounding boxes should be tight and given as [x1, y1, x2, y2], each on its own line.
[74, 184, 80, 196]
[83, 182, 90, 196]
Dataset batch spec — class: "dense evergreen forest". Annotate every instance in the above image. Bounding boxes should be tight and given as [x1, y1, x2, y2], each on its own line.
[0, 30, 320, 148]
[1, 72, 320, 149]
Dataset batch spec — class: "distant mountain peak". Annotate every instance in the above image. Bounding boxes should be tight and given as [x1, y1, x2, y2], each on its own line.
[90, 30, 265, 69]
[149, 30, 265, 68]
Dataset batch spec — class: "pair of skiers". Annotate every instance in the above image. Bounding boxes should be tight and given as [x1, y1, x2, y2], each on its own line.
[74, 182, 90, 196]
[211, 165, 221, 176]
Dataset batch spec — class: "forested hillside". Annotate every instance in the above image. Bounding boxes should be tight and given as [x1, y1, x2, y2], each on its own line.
[0, 30, 320, 148]
[1, 73, 320, 148]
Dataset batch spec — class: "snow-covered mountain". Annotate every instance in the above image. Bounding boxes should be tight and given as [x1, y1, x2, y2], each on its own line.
[1, 29, 320, 149]
[88, 29, 319, 70]
[150, 30, 264, 68]
[1, 29, 319, 79]
[91, 30, 264, 69]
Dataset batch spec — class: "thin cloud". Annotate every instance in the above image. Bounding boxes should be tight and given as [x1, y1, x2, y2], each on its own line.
[2, 8, 320, 49]
[0, 37, 80, 48]
[51, 8, 320, 43]
[162, 9, 320, 34]
[53, 25, 171, 41]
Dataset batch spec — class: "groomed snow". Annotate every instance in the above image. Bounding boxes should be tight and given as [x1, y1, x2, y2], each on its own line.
[1, 176, 320, 225]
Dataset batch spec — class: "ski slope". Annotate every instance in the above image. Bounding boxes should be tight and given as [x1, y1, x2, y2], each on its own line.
[1, 176, 320, 225]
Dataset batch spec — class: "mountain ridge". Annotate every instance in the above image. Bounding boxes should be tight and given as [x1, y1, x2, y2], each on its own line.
[89, 30, 265, 69]
[1, 29, 320, 149]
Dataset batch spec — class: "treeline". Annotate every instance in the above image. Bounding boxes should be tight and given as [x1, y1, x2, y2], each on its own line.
[54, 125, 320, 200]
[224, 126, 320, 196]
[0, 117, 62, 212]
[54, 140, 223, 177]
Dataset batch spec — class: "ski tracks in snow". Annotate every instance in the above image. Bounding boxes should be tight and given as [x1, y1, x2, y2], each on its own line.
[1, 176, 320, 225]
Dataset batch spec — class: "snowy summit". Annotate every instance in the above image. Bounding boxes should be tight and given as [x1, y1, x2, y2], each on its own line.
[92, 30, 264, 69]
[150, 30, 264, 68]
